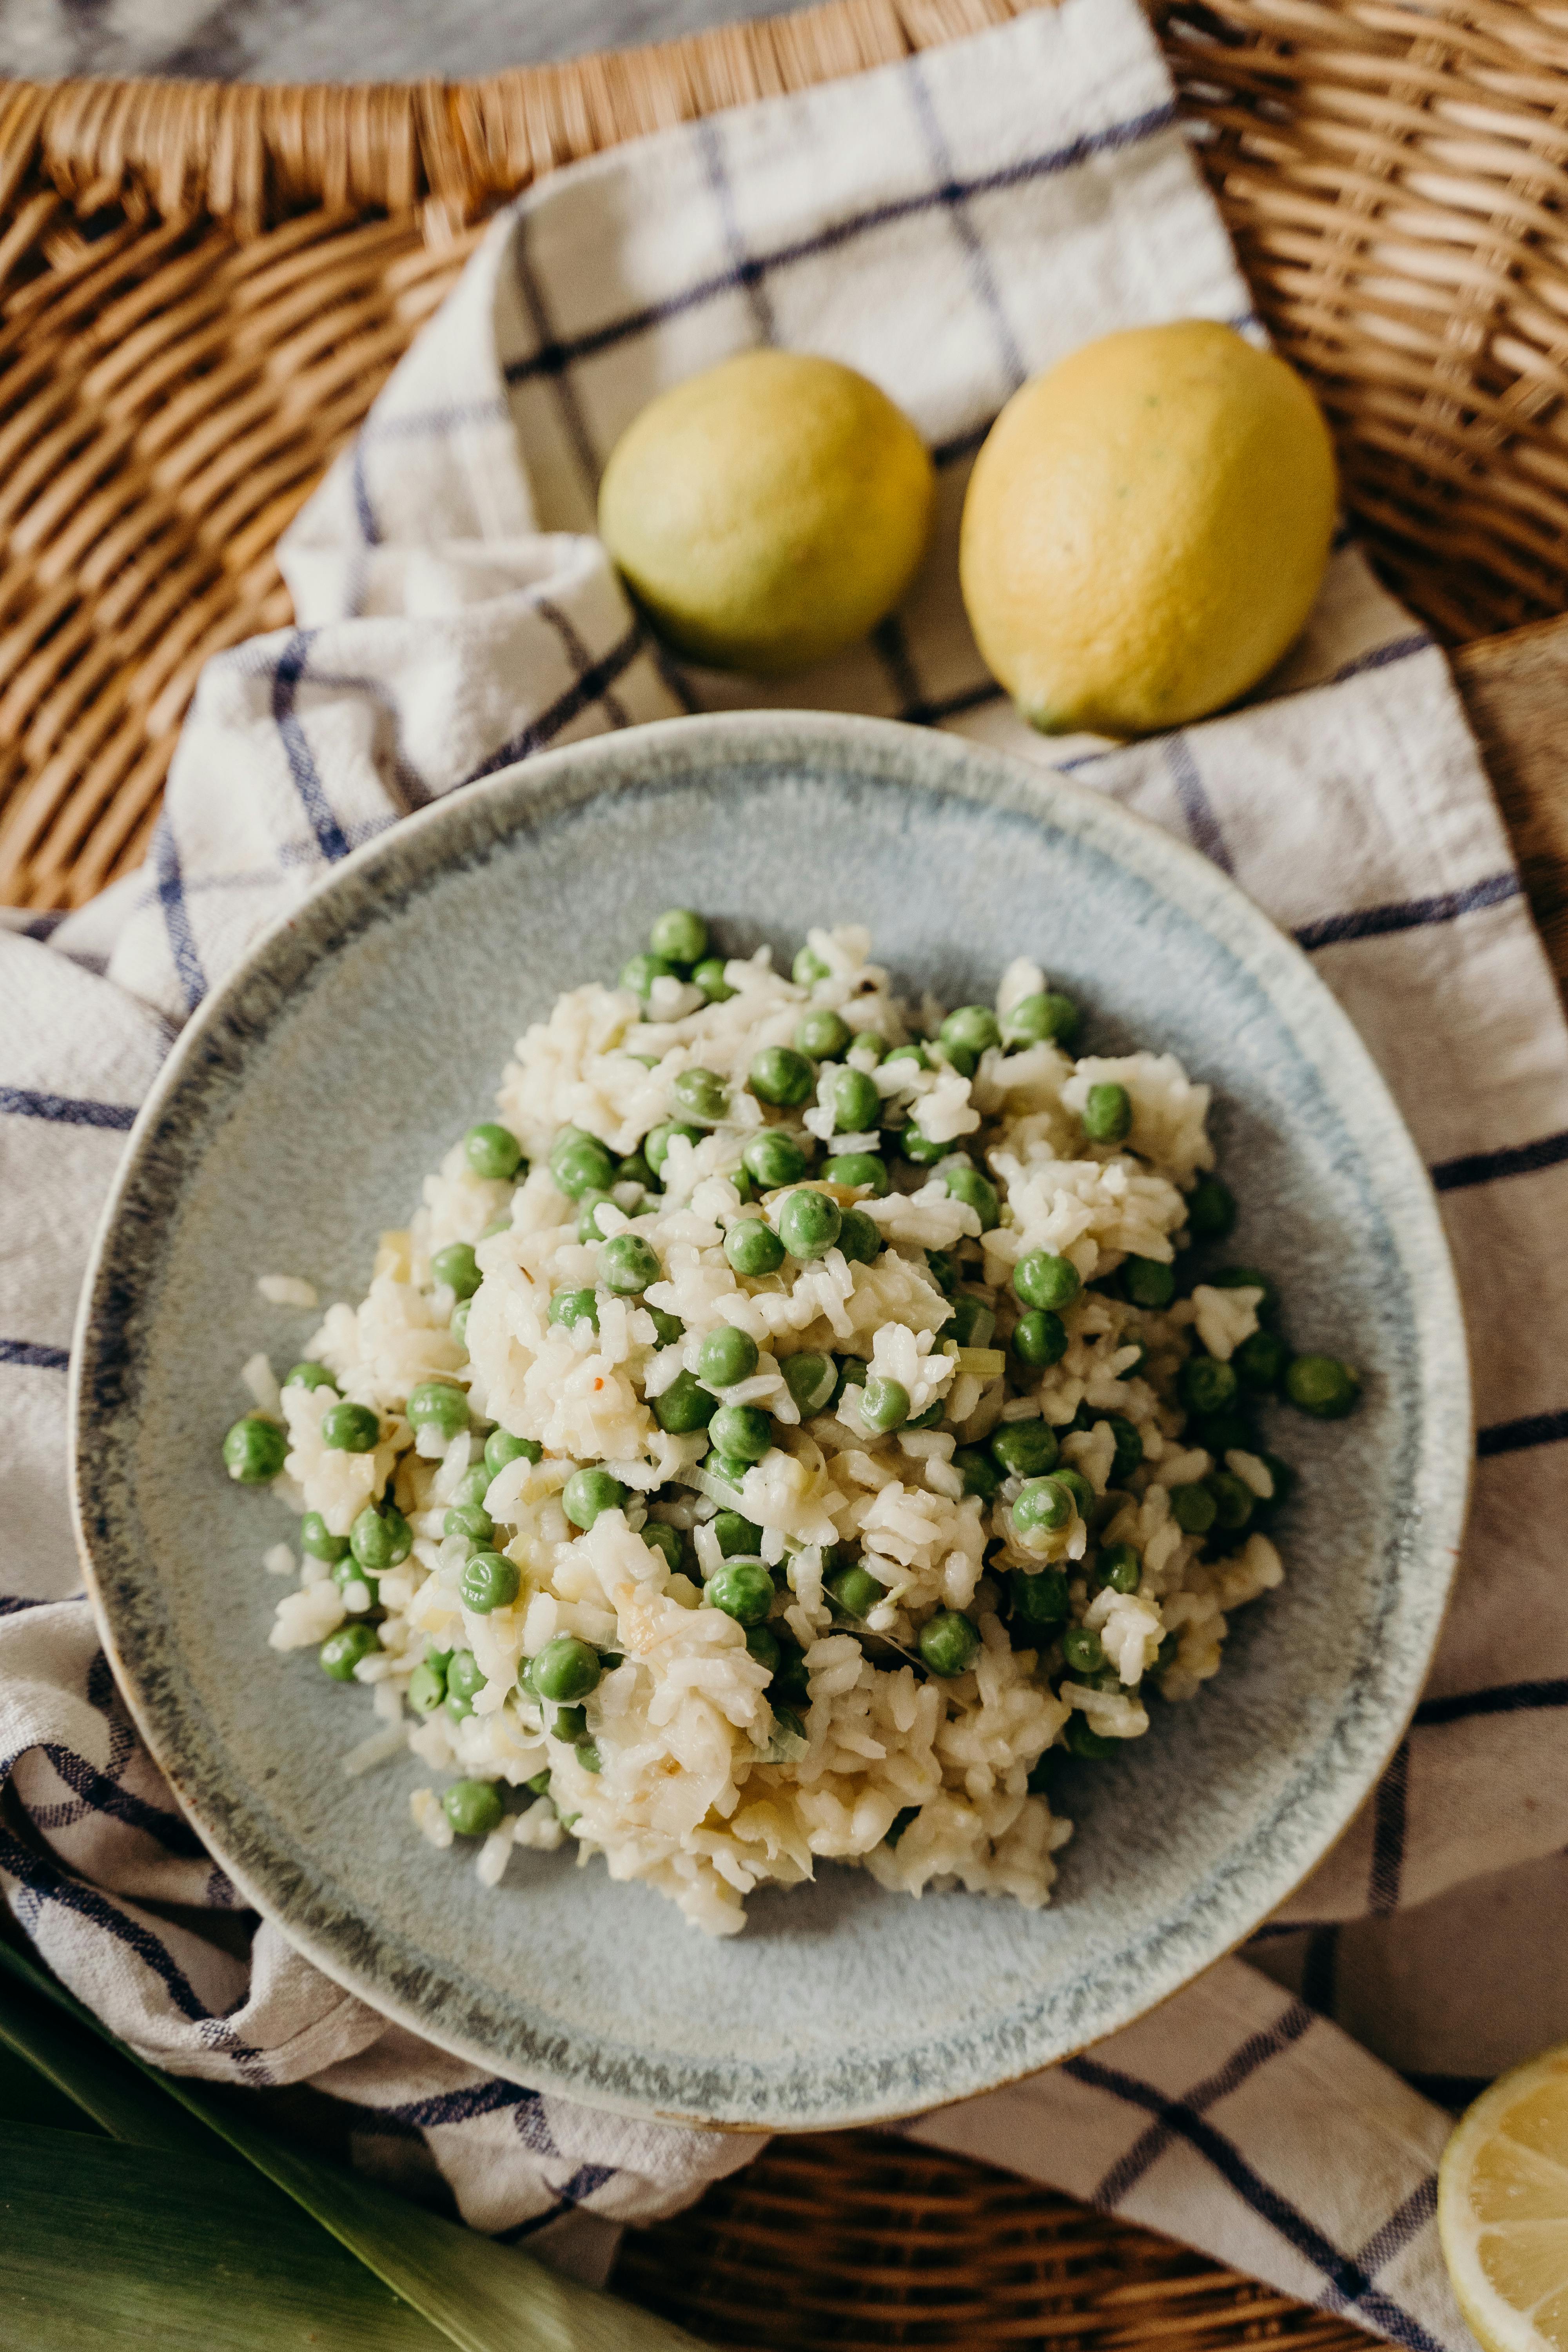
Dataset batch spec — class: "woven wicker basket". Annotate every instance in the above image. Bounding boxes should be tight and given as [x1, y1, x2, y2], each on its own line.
[5, 0, 1568, 907]
[3, 2, 1563, 2340]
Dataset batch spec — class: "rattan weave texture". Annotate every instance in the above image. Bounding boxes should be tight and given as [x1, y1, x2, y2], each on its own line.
[5, 2, 1568, 905]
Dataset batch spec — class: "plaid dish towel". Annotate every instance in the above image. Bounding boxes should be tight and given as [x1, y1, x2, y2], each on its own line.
[4, 0, 1566, 2330]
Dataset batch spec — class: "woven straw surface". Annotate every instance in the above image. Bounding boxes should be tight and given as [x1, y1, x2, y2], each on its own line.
[4, 1, 1568, 902]
[2, 4, 1566, 2340]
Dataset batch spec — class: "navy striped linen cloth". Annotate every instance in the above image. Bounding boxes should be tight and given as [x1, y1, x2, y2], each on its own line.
[3, 0, 1564, 2324]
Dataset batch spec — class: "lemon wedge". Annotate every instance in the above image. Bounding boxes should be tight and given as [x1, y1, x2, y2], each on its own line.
[1439, 2042, 1568, 2352]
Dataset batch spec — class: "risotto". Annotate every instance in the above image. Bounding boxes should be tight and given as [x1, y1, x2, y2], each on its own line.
[222, 914, 1360, 1938]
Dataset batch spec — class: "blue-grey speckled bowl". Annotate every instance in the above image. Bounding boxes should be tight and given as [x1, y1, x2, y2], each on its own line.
[71, 711, 1470, 2130]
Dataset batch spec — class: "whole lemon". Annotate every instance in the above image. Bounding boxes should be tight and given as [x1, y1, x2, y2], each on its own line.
[598, 350, 934, 673]
[959, 321, 1337, 737]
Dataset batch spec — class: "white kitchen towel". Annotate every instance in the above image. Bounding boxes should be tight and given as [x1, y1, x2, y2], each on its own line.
[2, 0, 1564, 2337]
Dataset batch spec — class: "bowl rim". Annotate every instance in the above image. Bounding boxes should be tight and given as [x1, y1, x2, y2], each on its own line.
[69, 706, 1473, 2129]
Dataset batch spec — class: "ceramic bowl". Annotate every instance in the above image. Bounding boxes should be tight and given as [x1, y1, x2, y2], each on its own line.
[71, 710, 1470, 2130]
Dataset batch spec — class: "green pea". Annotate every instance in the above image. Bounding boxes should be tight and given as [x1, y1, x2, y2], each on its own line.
[576, 1191, 617, 1244]
[942, 1294, 996, 1349]
[442, 1779, 504, 1838]
[464, 1123, 523, 1181]
[938, 1005, 1000, 1076]
[1053, 1467, 1096, 1519]
[707, 1559, 775, 1627]
[770, 1633, 811, 1703]
[1192, 1408, 1258, 1457]
[331, 1555, 376, 1607]
[550, 1703, 590, 1744]
[1082, 1083, 1132, 1145]
[1205, 1471, 1254, 1534]
[460, 1550, 520, 1613]
[1097, 1541, 1142, 1593]
[697, 1325, 759, 1387]
[655, 1370, 718, 1434]
[673, 1067, 729, 1126]
[725, 1219, 786, 1277]
[782, 1352, 837, 1416]
[830, 1069, 881, 1135]
[431, 1243, 481, 1301]
[599, 1234, 661, 1294]
[407, 1381, 468, 1440]
[550, 1128, 617, 1199]
[1105, 1413, 1144, 1484]
[743, 1130, 807, 1190]
[943, 1163, 999, 1230]
[925, 1247, 956, 1296]
[745, 1624, 781, 1674]
[300, 1511, 350, 1562]
[561, 1469, 627, 1530]
[906, 1401, 946, 1431]
[1171, 1482, 1218, 1535]
[1212, 1265, 1280, 1323]
[706, 1511, 759, 1561]
[451, 1300, 472, 1348]
[851, 1033, 886, 1065]
[573, 1739, 602, 1774]
[822, 1153, 889, 1200]
[1120, 1257, 1176, 1310]
[883, 1043, 930, 1072]
[708, 1403, 771, 1463]
[795, 1008, 852, 1060]
[827, 1563, 883, 1619]
[407, 1660, 447, 1716]
[692, 956, 735, 1004]
[1001, 991, 1080, 1050]
[1013, 1476, 1073, 1535]
[1285, 1354, 1361, 1419]
[222, 1416, 286, 1483]
[485, 1428, 542, 1476]
[750, 1046, 815, 1109]
[1180, 1356, 1239, 1416]
[650, 908, 708, 965]
[283, 1362, 338, 1395]
[1257, 1452, 1297, 1512]
[1013, 1251, 1081, 1311]
[898, 1121, 948, 1165]
[778, 1189, 842, 1259]
[646, 1305, 685, 1347]
[1011, 1308, 1068, 1368]
[990, 1419, 1059, 1479]
[1061, 1625, 1104, 1676]
[793, 944, 830, 987]
[955, 1446, 1004, 1501]
[444, 1501, 494, 1547]
[1010, 1566, 1069, 1628]
[621, 951, 676, 1000]
[831, 1356, 869, 1407]
[1235, 1328, 1288, 1393]
[642, 1521, 684, 1574]
[1186, 1176, 1236, 1240]
[442, 1649, 483, 1706]
[817, 1208, 873, 1273]
[481, 1216, 512, 1240]
[1065, 1717, 1118, 1759]
[321, 1401, 380, 1454]
[447, 1466, 489, 1512]
[319, 1623, 379, 1680]
[730, 1166, 756, 1205]
[350, 1503, 412, 1572]
[644, 1122, 701, 1176]
[532, 1634, 602, 1701]
[859, 1376, 910, 1435]
[919, 1610, 981, 1678]
[617, 1151, 657, 1192]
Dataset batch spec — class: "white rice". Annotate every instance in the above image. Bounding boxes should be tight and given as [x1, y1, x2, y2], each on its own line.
[232, 923, 1301, 1939]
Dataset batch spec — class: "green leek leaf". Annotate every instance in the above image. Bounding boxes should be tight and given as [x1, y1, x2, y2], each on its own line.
[0, 1966, 219, 2157]
[0, 2118, 446, 2350]
[0, 1936, 707, 2352]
